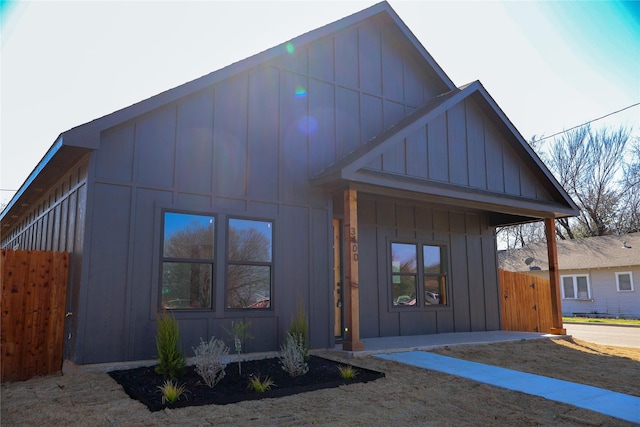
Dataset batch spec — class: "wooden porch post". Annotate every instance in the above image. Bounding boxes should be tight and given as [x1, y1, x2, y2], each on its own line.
[342, 189, 364, 351]
[545, 217, 566, 335]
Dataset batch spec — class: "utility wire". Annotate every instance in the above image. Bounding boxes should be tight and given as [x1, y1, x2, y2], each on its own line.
[533, 102, 640, 143]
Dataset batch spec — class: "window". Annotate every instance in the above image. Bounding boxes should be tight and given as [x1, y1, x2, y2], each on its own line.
[616, 272, 634, 292]
[226, 218, 273, 309]
[162, 212, 215, 309]
[391, 242, 448, 307]
[561, 275, 590, 300]
[391, 243, 417, 306]
[423, 245, 447, 306]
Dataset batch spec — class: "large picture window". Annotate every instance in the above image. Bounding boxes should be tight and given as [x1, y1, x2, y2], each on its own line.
[391, 242, 448, 308]
[561, 275, 590, 300]
[162, 212, 215, 309]
[226, 218, 273, 309]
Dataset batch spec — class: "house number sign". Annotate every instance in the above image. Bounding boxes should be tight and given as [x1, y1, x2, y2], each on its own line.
[350, 227, 358, 261]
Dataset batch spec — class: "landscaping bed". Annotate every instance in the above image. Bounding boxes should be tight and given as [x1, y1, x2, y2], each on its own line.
[109, 355, 384, 412]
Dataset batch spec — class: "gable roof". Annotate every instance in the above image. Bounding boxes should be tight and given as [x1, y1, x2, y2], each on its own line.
[499, 232, 640, 272]
[311, 80, 579, 220]
[1, 1, 454, 227]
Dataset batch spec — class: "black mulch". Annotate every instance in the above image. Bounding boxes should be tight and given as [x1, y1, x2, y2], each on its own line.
[108, 356, 385, 412]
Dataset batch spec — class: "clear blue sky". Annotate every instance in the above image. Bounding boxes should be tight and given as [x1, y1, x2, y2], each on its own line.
[2, 1, 639, 206]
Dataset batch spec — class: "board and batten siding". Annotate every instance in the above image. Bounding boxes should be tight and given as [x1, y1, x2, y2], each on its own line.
[75, 15, 447, 364]
[366, 97, 553, 202]
[351, 194, 501, 339]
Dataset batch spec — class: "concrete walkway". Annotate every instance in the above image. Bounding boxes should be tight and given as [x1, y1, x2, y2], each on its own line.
[336, 330, 558, 357]
[376, 351, 640, 425]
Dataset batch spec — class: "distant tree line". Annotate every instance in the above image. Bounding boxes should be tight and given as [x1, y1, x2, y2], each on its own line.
[498, 124, 639, 249]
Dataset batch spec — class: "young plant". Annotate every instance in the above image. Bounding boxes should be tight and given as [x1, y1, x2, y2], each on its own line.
[288, 302, 309, 360]
[337, 364, 359, 380]
[192, 337, 230, 388]
[224, 320, 253, 375]
[247, 375, 275, 393]
[157, 379, 188, 404]
[155, 310, 186, 379]
[279, 331, 309, 377]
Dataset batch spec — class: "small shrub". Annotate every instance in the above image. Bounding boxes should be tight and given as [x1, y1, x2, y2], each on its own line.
[288, 302, 309, 360]
[192, 337, 230, 388]
[337, 365, 359, 380]
[247, 375, 275, 393]
[157, 379, 188, 404]
[155, 310, 186, 379]
[279, 332, 309, 377]
[224, 320, 253, 375]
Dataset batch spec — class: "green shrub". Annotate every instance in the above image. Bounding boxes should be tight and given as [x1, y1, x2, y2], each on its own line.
[224, 320, 253, 375]
[247, 375, 275, 393]
[157, 379, 188, 404]
[337, 364, 359, 380]
[288, 302, 309, 360]
[155, 310, 186, 379]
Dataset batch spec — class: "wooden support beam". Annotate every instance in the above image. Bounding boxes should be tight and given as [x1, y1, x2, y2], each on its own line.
[342, 189, 364, 351]
[545, 218, 566, 335]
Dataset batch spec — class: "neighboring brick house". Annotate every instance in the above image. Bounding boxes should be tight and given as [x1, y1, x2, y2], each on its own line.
[499, 233, 640, 318]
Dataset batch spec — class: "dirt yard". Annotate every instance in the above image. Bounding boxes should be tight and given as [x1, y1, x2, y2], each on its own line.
[2, 337, 638, 426]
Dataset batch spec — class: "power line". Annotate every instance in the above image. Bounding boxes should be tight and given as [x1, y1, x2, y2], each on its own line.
[533, 102, 640, 143]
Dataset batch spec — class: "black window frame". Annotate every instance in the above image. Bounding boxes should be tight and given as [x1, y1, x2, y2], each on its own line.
[160, 210, 216, 311]
[225, 216, 274, 311]
[390, 240, 450, 310]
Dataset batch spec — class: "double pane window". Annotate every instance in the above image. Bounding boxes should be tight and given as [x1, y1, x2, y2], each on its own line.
[161, 212, 215, 309]
[226, 219, 273, 309]
[561, 275, 590, 300]
[391, 242, 448, 308]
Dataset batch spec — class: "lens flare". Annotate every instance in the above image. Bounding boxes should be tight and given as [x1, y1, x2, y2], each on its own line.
[286, 42, 295, 54]
[298, 116, 318, 134]
[294, 85, 307, 97]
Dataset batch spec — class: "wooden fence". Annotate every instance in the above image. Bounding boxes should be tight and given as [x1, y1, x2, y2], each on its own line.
[1, 249, 69, 382]
[499, 269, 553, 333]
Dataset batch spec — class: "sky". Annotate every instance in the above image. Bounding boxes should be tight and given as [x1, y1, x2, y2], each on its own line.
[1, 0, 639, 207]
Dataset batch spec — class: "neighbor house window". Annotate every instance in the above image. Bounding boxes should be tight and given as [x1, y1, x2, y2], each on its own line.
[561, 275, 590, 300]
[162, 212, 215, 309]
[616, 272, 634, 292]
[226, 218, 273, 309]
[391, 242, 448, 308]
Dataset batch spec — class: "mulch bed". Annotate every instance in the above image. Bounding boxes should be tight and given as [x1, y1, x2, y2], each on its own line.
[109, 355, 385, 412]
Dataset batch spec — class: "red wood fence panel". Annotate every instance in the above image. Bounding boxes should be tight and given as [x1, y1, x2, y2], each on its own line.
[499, 269, 553, 333]
[1, 249, 69, 382]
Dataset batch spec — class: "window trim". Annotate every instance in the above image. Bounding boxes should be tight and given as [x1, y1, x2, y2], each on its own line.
[389, 239, 450, 311]
[225, 216, 274, 311]
[615, 271, 634, 292]
[560, 274, 591, 300]
[160, 209, 216, 311]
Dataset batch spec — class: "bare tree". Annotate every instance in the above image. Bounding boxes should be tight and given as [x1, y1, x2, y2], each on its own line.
[543, 124, 631, 239]
[497, 124, 636, 247]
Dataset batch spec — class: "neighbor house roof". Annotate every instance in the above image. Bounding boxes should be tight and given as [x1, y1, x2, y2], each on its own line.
[498, 232, 640, 272]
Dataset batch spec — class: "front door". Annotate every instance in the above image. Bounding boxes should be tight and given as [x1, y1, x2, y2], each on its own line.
[333, 219, 343, 338]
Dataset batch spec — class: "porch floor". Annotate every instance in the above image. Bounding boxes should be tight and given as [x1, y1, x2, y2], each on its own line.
[329, 330, 561, 357]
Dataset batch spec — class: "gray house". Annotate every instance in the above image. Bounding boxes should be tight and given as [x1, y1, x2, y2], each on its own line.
[1, 2, 578, 365]
[499, 233, 640, 319]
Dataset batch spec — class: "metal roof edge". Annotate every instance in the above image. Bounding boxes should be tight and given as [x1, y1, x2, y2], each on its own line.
[1, 135, 64, 223]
